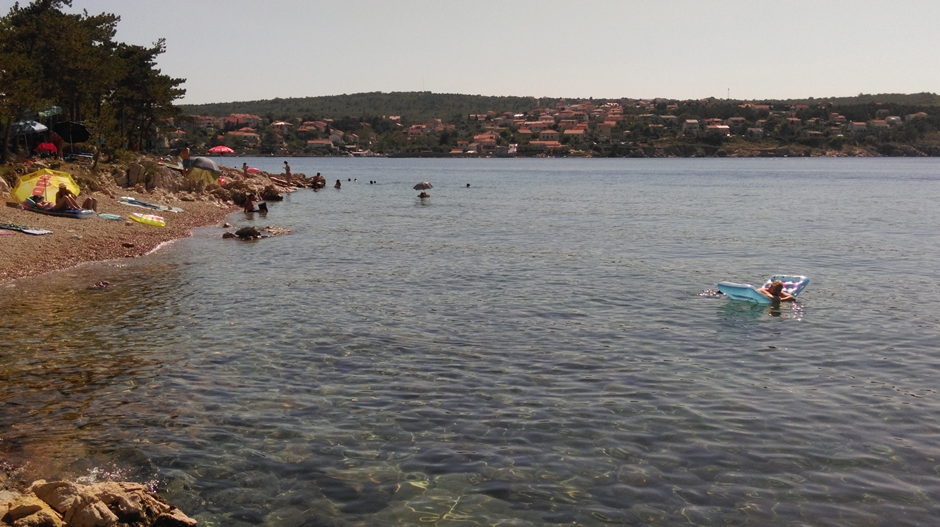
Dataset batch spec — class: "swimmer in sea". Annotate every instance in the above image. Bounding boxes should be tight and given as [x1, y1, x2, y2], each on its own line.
[758, 280, 794, 302]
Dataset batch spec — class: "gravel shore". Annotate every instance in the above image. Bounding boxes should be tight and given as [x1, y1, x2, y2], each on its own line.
[0, 192, 237, 283]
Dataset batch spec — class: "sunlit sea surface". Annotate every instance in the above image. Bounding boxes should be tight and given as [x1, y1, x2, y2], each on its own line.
[3, 158, 940, 526]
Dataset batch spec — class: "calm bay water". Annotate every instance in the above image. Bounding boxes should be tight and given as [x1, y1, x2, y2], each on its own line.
[2, 157, 940, 526]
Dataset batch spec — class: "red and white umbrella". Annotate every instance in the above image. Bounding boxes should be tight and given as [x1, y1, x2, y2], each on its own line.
[207, 145, 234, 155]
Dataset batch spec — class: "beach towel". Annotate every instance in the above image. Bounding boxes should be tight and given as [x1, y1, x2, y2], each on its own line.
[0, 222, 53, 235]
[118, 196, 184, 213]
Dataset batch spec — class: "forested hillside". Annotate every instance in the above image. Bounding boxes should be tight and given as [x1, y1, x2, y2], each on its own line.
[179, 92, 940, 124]
[788, 93, 940, 107]
[180, 92, 545, 122]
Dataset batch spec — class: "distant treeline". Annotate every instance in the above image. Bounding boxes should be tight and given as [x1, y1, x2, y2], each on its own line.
[180, 92, 546, 123]
[179, 91, 940, 124]
[784, 93, 940, 107]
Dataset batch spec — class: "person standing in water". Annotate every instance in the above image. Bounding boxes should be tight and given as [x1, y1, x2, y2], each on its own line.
[334, 179, 342, 189]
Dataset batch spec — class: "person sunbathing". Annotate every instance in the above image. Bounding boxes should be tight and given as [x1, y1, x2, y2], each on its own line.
[29, 195, 54, 210]
[54, 184, 97, 211]
[758, 280, 795, 302]
[54, 184, 81, 211]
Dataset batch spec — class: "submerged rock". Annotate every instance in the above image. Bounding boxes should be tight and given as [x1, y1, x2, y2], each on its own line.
[224, 225, 291, 241]
[234, 226, 261, 239]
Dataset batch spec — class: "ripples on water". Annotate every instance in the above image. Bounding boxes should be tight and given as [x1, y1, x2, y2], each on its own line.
[3, 158, 940, 525]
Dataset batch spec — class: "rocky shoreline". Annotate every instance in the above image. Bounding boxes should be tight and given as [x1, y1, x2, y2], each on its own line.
[0, 478, 196, 527]
[0, 156, 319, 525]
[0, 156, 319, 283]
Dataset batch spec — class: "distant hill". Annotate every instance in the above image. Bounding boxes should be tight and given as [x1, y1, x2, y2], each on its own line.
[178, 92, 548, 123]
[756, 92, 940, 107]
[178, 91, 940, 124]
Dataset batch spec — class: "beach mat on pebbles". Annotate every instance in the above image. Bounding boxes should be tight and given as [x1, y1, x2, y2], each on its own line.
[118, 196, 184, 213]
[0, 223, 53, 235]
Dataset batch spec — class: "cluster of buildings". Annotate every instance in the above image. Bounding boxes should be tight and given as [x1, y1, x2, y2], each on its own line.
[399, 98, 930, 154]
[675, 106, 930, 142]
[167, 113, 366, 152]
[166, 98, 933, 156]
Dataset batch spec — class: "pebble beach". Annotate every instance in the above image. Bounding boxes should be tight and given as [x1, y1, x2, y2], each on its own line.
[0, 193, 237, 283]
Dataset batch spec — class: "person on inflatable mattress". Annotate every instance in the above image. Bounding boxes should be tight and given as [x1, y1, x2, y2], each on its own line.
[758, 280, 795, 302]
[28, 195, 55, 211]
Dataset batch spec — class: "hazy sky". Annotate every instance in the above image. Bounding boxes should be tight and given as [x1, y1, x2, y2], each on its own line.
[39, 0, 940, 104]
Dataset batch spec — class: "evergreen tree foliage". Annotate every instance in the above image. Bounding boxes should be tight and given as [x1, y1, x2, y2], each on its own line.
[0, 0, 185, 162]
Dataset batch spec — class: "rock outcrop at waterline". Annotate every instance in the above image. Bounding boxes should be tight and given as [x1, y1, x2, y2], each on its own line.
[112, 160, 309, 205]
[0, 479, 196, 527]
[222, 225, 292, 240]
[1, 155, 319, 211]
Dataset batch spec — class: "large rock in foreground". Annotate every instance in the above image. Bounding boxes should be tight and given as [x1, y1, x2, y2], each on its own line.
[1, 480, 196, 527]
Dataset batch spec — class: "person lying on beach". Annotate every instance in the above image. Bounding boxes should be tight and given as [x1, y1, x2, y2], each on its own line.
[29, 195, 55, 210]
[758, 280, 795, 302]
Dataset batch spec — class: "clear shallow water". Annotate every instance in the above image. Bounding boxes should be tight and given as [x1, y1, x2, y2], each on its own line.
[3, 158, 940, 526]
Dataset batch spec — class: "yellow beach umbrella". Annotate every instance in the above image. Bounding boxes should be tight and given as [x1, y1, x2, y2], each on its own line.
[11, 168, 80, 203]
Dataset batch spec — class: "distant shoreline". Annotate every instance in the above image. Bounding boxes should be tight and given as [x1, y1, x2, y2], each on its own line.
[198, 145, 938, 159]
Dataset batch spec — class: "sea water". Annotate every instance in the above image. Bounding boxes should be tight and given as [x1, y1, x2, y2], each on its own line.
[2, 157, 940, 526]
